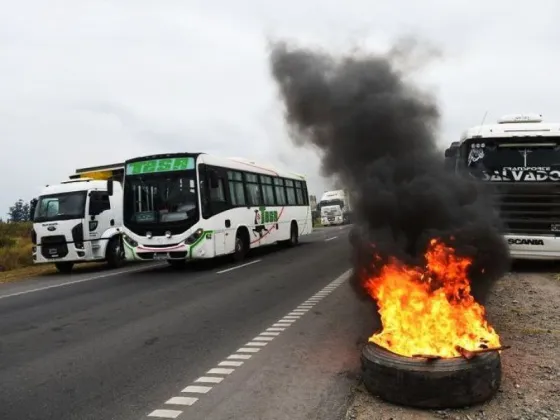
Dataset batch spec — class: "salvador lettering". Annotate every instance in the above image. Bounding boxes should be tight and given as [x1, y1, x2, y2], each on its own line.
[507, 238, 544, 246]
[480, 167, 560, 182]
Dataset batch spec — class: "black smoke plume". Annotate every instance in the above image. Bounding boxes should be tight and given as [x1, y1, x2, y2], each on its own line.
[268, 39, 510, 306]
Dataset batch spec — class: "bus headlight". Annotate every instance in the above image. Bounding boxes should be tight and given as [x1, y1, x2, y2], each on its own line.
[185, 228, 204, 245]
[122, 234, 138, 247]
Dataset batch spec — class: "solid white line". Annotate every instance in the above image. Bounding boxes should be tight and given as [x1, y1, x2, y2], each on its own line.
[207, 367, 235, 375]
[166, 396, 198, 406]
[195, 376, 224, 383]
[228, 354, 252, 360]
[148, 409, 183, 418]
[219, 360, 244, 367]
[325, 236, 338, 242]
[216, 259, 261, 274]
[182, 385, 212, 394]
[0, 263, 164, 300]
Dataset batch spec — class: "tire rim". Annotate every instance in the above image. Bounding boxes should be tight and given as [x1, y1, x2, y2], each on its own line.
[236, 238, 242, 253]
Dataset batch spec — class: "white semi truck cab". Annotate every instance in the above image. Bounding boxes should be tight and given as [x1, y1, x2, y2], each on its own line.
[319, 189, 352, 226]
[447, 113, 560, 260]
[31, 163, 126, 273]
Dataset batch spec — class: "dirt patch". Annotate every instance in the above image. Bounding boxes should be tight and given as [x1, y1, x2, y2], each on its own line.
[344, 270, 560, 420]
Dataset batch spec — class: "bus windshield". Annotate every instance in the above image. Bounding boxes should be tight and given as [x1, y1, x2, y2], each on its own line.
[464, 137, 560, 182]
[124, 172, 198, 225]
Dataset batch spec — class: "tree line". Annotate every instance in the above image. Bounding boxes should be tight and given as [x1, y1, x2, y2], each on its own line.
[1, 198, 38, 223]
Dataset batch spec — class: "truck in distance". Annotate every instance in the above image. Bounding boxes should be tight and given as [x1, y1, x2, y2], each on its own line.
[31, 163, 126, 273]
[445, 113, 560, 260]
[318, 189, 352, 226]
[120, 153, 313, 267]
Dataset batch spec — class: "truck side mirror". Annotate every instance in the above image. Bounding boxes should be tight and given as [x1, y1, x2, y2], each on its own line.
[107, 179, 114, 196]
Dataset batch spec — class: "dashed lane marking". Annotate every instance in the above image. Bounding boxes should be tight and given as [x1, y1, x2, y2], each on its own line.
[145, 268, 351, 418]
[215, 259, 261, 274]
[324, 236, 338, 242]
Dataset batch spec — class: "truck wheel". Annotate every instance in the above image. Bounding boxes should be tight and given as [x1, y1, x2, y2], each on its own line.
[106, 236, 125, 268]
[55, 262, 74, 274]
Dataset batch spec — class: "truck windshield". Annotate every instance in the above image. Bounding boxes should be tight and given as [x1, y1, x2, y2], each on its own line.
[33, 191, 87, 222]
[319, 199, 344, 209]
[464, 137, 560, 182]
[123, 172, 198, 225]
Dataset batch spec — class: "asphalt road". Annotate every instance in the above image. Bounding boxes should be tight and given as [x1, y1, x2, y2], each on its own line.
[0, 225, 373, 420]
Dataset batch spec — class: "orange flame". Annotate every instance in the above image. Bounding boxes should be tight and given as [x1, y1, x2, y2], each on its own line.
[364, 239, 501, 358]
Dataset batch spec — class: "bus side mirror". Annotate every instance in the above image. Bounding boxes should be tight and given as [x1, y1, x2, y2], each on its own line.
[107, 179, 114, 196]
[444, 148, 456, 158]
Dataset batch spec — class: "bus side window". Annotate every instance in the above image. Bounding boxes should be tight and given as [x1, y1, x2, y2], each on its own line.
[208, 168, 229, 216]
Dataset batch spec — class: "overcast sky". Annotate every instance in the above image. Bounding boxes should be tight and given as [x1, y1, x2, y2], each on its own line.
[2, 0, 559, 216]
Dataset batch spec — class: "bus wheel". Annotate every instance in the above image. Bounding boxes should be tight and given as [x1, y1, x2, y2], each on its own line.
[288, 222, 299, 247]
[106, 236, 125, 269]
[55, 262, 74, 274]
[234, 230, 249, 262]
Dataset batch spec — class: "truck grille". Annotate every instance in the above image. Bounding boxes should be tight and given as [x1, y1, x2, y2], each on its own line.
[492, 182, 560, 235]
[40, 235, 69, 259]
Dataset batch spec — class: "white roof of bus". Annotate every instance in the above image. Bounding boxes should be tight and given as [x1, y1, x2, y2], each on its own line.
[198, 154, 307, 180]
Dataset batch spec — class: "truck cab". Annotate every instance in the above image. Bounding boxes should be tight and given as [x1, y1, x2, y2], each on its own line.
[319, 190, 351, 226]
[451, 113, 560, 260]
[31, 164, 125, 273]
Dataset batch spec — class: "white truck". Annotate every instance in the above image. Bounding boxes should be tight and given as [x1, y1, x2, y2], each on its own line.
[319, 189, 352, 226]
[31, 163, 126, 273]
[445, 113, 560, 260]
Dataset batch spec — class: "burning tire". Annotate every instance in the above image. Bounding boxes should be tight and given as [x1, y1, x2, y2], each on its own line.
[361, 342, 502, 409]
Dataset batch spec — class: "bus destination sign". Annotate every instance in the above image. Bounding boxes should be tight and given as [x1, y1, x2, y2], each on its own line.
[126, 157, 195, 175]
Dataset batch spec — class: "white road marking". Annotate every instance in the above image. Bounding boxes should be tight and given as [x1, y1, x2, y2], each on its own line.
[325, 236, 338, 242]
[0, 263, 165, 300]
[227, 354, 252, 360]
[218, 360, 244, 367]
[144, 268, 351, 418]
[195, 376, 224, 383]
[181, 385, 212, 394]
[148, 409, 183, 418]
[253, 336, 274, 341]
[237, 347, 261, 352]
[207, 368, 235, 375]
[216, 259, 261, 274]
[166, 397, 198, 406]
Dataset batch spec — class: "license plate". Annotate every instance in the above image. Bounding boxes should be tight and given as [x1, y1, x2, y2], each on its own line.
[153, 253, 168, 260]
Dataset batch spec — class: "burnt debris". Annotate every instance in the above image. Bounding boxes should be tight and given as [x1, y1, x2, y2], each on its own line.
[268, 39, 510, 305]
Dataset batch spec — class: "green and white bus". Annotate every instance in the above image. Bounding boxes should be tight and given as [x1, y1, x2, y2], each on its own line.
[121, 153, 313, 266]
